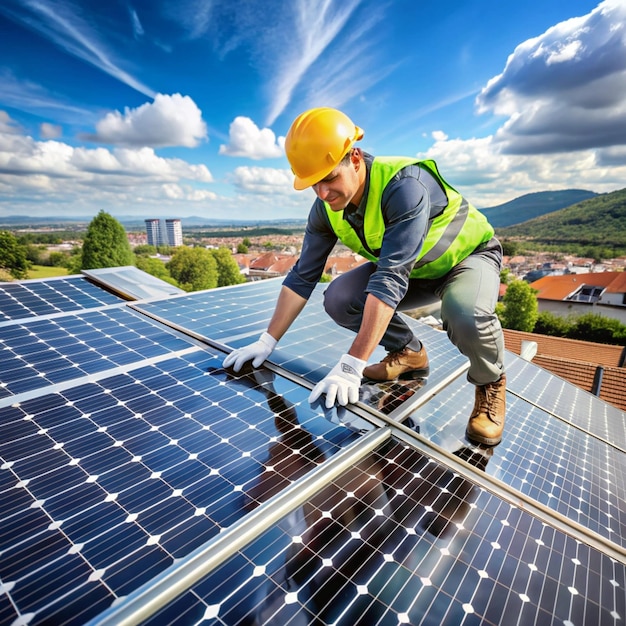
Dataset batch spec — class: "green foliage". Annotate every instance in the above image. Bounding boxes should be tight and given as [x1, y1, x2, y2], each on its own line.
[24, 244, 46, 265]
[81, 211, 134, 270]
[48, 251, 68, 267]
[209, 247, 246, 287]
[167, 246, 218, 292]
[500, 268, 513, 285]
[237, 243, 249, 254]
[133, 244, 157, 256]
[319, 273, 332, 283]
[498, 188, 626, 251]
[242, 237, 251, 247]
[0, 230, 30, 279]
[64, 247, 83, 274]
[498, 279, 538, 332]
[534, 311, 572, 337]
[16, 232, 64, 245]
[500, 239, 521, 257]
[566, 313, 626, 345]
[135, 256, 178, 286]
[534, 311, 626, 346]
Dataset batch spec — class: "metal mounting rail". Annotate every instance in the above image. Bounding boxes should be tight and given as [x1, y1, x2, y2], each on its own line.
[86, 428, 391, 626]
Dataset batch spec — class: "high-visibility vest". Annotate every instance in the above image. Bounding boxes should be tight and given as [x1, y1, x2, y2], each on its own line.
[325, 157, 494, 279]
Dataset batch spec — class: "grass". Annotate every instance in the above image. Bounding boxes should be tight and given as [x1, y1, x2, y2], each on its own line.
[27, 265, 70, 279]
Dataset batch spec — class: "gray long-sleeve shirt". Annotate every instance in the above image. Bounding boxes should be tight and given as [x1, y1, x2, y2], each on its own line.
[283, 153, 449, 309]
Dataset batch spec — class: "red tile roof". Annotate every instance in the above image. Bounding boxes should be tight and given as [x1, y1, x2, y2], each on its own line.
[503, 328, 626, 412]
[530, 271, 624, 301]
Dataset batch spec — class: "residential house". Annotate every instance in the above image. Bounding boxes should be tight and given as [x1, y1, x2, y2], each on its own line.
[530, 271, 626, 323]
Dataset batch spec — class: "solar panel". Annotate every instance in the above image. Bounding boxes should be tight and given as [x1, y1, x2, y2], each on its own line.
[0, 276, 123, 323]
[506, 356, 626, 449]
[131, 281, 469, 389]
[0, 349, 363, 625]
[0, 307, 196, 399]
[1, 273, 625, 626]
[405, 363, 626, 548]
[141, 436, 625, 626]
[82, 266, 185, 300]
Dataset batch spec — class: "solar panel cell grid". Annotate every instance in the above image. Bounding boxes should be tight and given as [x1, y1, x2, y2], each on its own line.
[146, 438, 625, 626]
[407, 372, 626, 548]
[0, 349, 363, 625]
[0, 308, 195, 397]
[0, 277, 123, 323]
[507, 357, 626, 449]
[2, 276, 626, 626]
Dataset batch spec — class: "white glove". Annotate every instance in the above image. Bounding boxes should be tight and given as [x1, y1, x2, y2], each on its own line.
[223, 332, 277, 372]
[309, 354, 366, 409]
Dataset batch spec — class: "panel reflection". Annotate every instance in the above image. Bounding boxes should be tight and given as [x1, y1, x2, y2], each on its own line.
[148, 439, 499, 626]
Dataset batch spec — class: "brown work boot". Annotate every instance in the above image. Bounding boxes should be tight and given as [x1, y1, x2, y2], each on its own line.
[466, 375, 506, 446]
[363, 345, 429, 381]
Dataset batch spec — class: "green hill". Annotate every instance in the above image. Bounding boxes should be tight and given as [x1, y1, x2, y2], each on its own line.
[497, 187, 626, 248]
[479, 189, 597, 227]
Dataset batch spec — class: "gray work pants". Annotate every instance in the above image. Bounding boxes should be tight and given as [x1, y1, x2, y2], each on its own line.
[322, 239, 505, 386]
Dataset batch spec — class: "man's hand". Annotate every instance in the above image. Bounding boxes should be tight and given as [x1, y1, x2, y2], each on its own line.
[223, 332, 277, 372]
[309, 354, 366, 408]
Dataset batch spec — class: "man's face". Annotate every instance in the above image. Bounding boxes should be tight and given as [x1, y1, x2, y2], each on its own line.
[311, 153, 363, 211]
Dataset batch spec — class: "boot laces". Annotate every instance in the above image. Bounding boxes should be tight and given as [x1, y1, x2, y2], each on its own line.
[476, 379, 504, 422]
[382, 348, 409, 365]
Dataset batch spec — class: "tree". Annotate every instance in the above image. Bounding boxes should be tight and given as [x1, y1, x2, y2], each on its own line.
[0, 230, 30, 279]
[136, 256, 178, 286]
[534, 311, 571, 337]
[133, 244, 157, 256]
[500, 268, 513, 285]
[210, 247, 246, 287]
[167, 246, 218, 291]
[567, 313, 626, 345]
[497, 279, 538, 332]
[64, 247, 83, 274]
[81, 210, 134, 270]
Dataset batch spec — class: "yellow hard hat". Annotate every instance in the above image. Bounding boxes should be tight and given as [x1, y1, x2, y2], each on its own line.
[285, 107, 364, 190]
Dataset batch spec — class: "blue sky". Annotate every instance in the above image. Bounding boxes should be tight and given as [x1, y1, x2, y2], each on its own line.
[0, 0, 625, 222]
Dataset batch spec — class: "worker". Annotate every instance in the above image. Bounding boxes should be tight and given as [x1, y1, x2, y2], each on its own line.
[224, 107, 506, 446]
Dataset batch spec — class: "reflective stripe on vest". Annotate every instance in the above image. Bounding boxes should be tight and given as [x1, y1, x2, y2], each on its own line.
[325, 157, 494, 279]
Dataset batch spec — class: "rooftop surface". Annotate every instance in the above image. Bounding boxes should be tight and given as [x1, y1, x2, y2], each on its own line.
[0, 269, 625, 626]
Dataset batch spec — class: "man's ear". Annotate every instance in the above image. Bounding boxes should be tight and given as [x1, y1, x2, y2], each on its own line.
[350, 148, 363, 171]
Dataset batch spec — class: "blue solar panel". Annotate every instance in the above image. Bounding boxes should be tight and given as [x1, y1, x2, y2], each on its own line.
[144, 437, 625, 626]
[1, 275, 625, 626]
[0, 307, 194, 398]
[132, 282, 469, 389]
[0, 276, 123, 322]
[0, 348, 363, 625]
[407, 365, 626, 548]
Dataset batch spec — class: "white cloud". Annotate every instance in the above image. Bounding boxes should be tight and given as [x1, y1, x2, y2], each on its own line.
[0, 111, 214, 216]
[87, 94, 208, 148]
[476, 0, 626, 154]
[232, 166, 295, 194]
[0, 0, 155, 98]
[219, 117, 284, 159]
[418, 133, 626, 208]
[129, 7, 144, 39]
[40, 123, 62, 139]
[0, 110, 21, 135]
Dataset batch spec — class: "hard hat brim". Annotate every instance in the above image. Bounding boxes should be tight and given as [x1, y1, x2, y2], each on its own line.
[292, 125, 363, 190]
